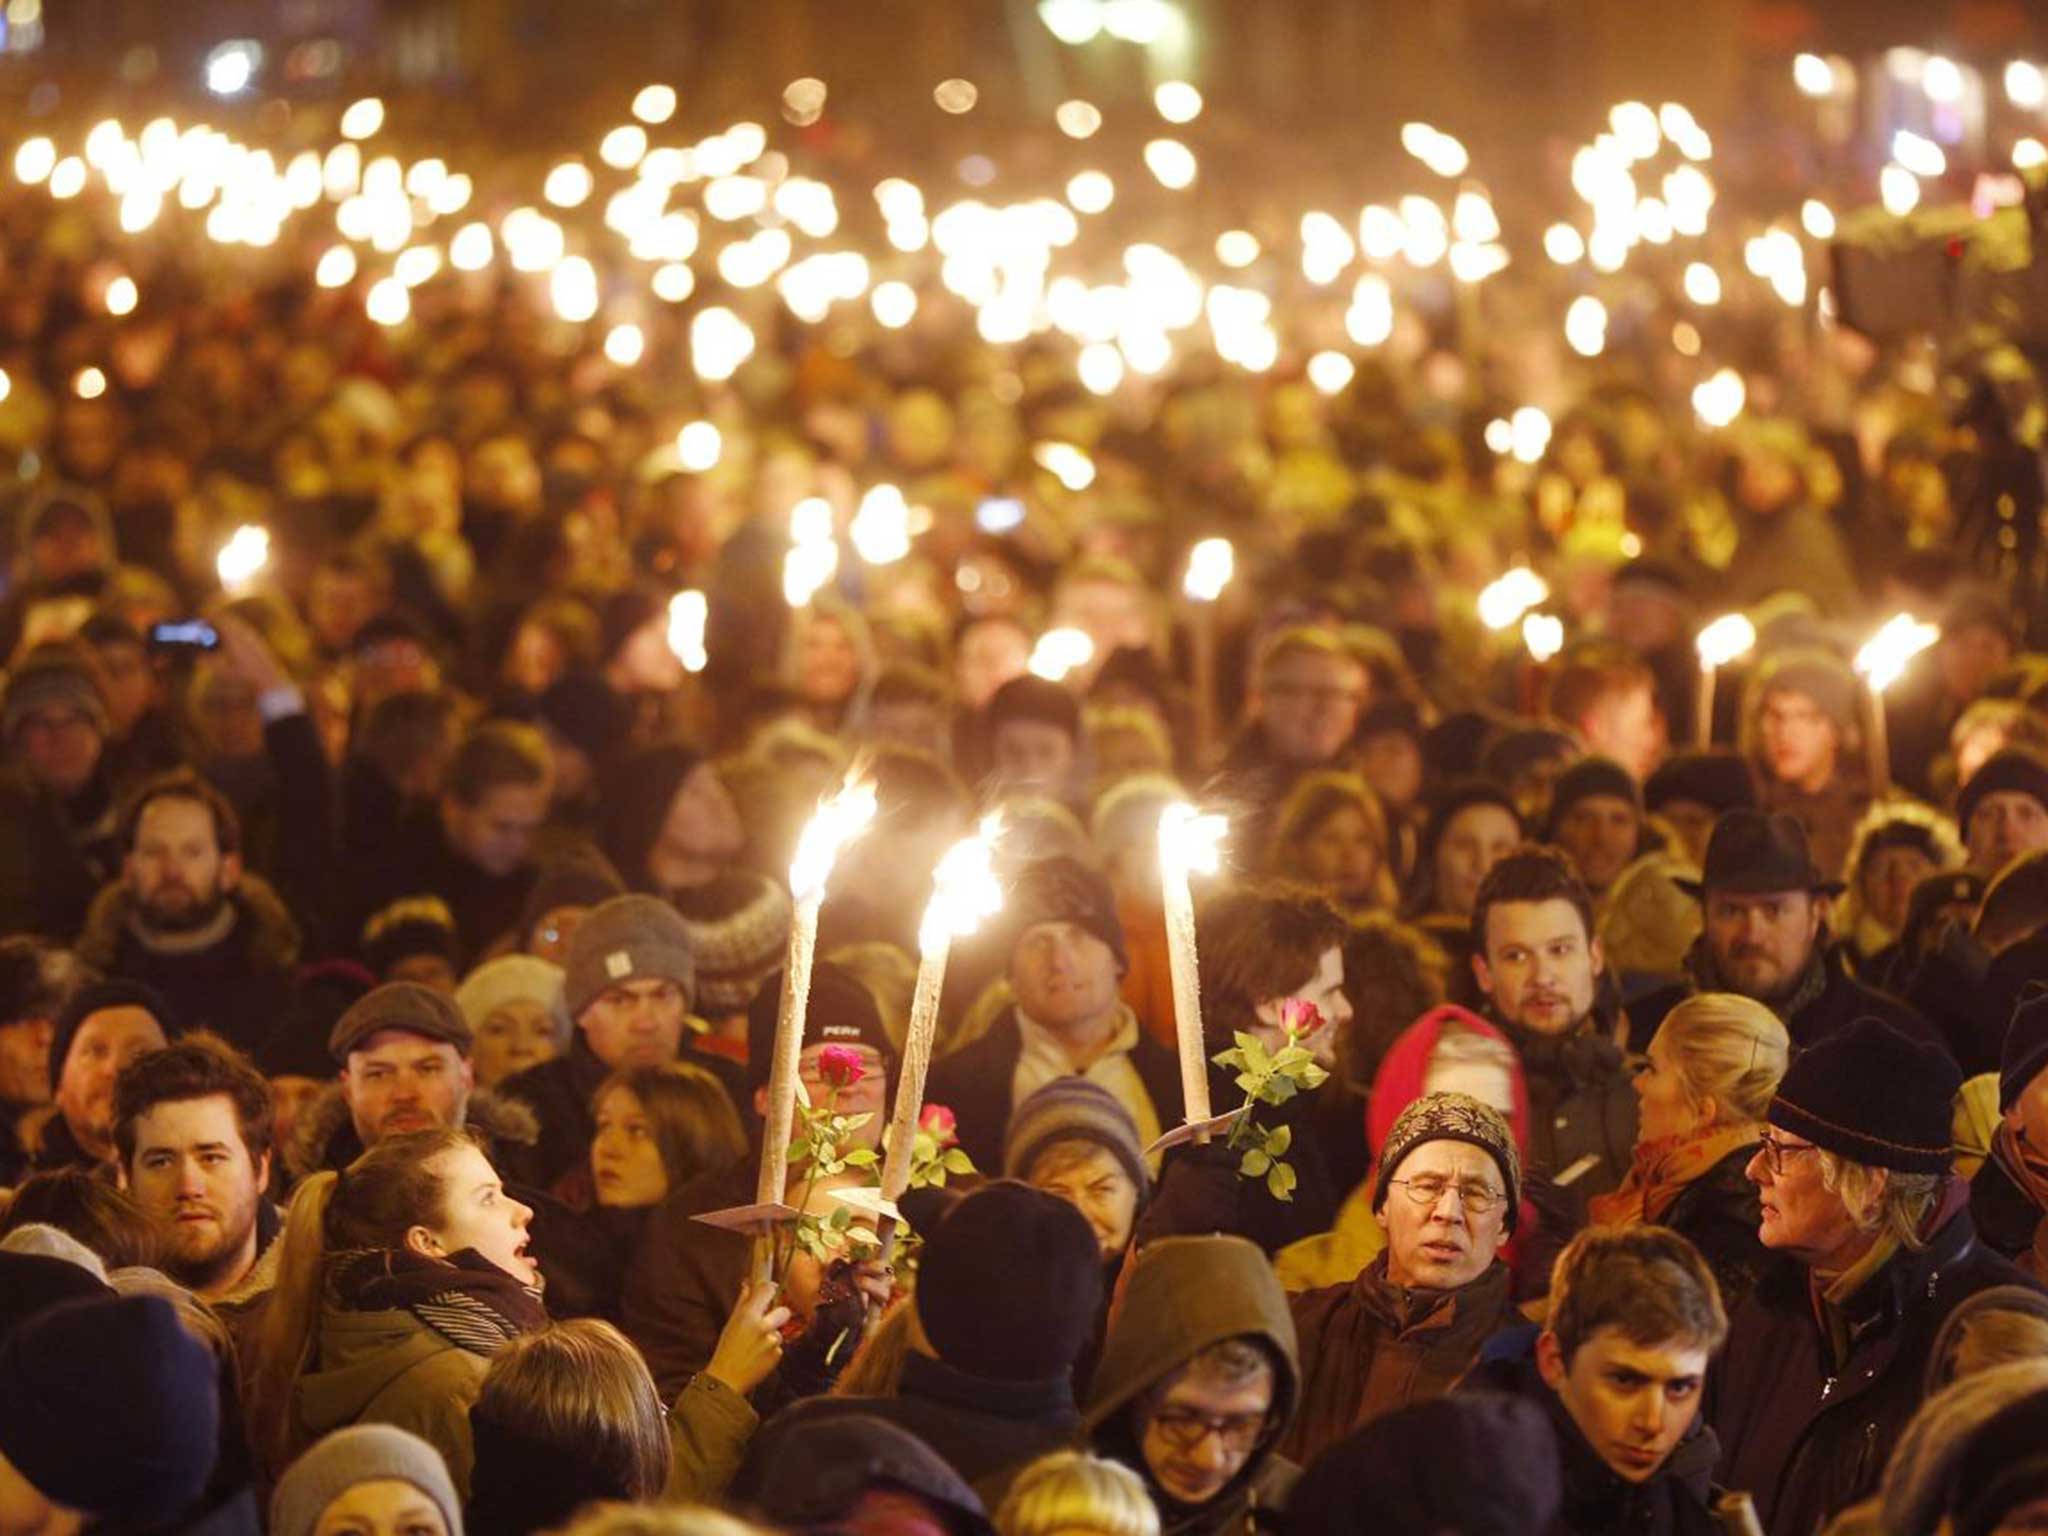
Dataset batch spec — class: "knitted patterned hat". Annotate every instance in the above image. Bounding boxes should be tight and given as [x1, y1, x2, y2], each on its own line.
[1372, 1091, 1522, 1232]
[672, 872, 794, 1015]
[3, 643, 108, 741]
[1768, 1015, 1959, 1174]
[562, 894, 697, 1020]
[1003, 1077, 1150, 1198]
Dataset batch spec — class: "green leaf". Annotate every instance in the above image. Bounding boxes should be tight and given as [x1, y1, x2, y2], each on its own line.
[931, 1165, 949, 1186]
[842, 1148, 880, 1167]
[1266, 1160, 1299, 1202]
[787, 1137, 810, 1161]
[1264, 1077, 1299, 1107]
[1265, 1124, 1293, 1156]
[1301, 1063, 1330, 1089]
[1240, 1149, 1273, 1178]
[828, 1205, 852, 1230]
[1273, 1046, 1313, 1072]
[1234, 1073, 1261, 1096]
[842, 1112, 875, 1133]
[846, 1226, 880, 1248]
[942, 1148, 974, 1174]
[1231, 1031, 1263, 1054]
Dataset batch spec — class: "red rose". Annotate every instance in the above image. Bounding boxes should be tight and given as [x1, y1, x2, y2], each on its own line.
[920, 1104, 958, 1145]
[1277, 998, 1327, 1038]
[817, 1043, 866, 1090]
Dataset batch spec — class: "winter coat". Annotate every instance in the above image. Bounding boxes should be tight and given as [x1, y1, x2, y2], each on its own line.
[1627, 943, 1944, 1060]
[75, 874, 300, 1056]
[742, 1349, 1080, 1508]
[620, 1160, 754, 1401]
[925, 1004, 1184, 1175]
[1281, 1252, 1520, 1468]
[1084, 1236, 1302, 1536]
[293, 1302, 492, 1497]
[1492, 1015, 1638, 1231]
[499, 1033, 751, 1191]
[1972, 1149, 2044, 1264]
[0, 766, 120, 940]
[1709, 1206, 2041, 1536]
[345, 806, 538, 968]
[1466, 1327, 1728, 1536]
[1655, 1144, 1772, 1318]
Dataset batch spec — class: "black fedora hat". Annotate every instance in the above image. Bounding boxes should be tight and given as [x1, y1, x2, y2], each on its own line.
[1675, 808, 1845, 899]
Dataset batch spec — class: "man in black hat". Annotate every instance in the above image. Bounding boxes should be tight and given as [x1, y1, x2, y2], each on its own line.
[1957, 747, 2048, 880]
[1630, 810, 1940, 1055]
[926, 855, 1183, 1174]
[1712, 1016, 2038, 1536]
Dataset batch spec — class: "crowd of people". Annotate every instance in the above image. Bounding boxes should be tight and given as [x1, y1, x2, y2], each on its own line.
[10, 74, 2048, 1536]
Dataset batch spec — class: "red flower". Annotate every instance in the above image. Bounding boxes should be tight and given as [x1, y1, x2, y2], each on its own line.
[816, 1044, 866, 1090]
[1277, 998, 1327, 1038]
[920, 1104, 958, 1145]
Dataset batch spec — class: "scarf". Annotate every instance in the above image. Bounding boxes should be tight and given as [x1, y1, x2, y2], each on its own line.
[330, 1246, 547, 1355]
[1587, 1123, 1761, 1228]
[1686, 936, 1828, 1027]
[1992, 1122, 2048, 1283]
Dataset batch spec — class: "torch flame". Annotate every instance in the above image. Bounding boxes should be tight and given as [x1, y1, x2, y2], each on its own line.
[918, 814, 1005, 955]
[1028, 627, 1094, 682]
[1159, 802, 1229, 883]
[216, 525, 270, 590]
[1855, 613, 1940, 695]
[1477, 567, 1548, 631]
[1183, 537, 1235, 602]
[1695, 613, 1757, 670]
[667, 591, 708, 673]
[789, 778, 879, 904]
[1522, 612, 1565, 663]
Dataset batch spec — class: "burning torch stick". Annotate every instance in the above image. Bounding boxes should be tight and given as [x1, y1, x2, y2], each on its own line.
[216, 525, 270, 595]
[1854, 613, 1939, 796]
[667, 590, 708, 673]
[1183, 538, 1234, 768]
[1695, 613, 1757, 747]
[874, 816, 1005, 1260]
[1159, 802, 1229, 1139]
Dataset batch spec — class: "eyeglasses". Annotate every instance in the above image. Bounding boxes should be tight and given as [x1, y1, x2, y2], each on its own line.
[1387, 1175, 1504, 1215]
[1148, 1407, 1270, 1455]
[1266, 683, 1364, 711]
[1756, 1133, 1819, 1177]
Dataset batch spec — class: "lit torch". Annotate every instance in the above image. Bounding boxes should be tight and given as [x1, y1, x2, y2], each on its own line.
[1183, 537, 1234, 766]
[1159, 803, 1229, 1136]
[216, 525, 270, 594]
[666, 591, 708, 673]
[1028, 627, 1094, 683]
[1854, 614, 1939, 794]
[1694, 613, 1756, 746]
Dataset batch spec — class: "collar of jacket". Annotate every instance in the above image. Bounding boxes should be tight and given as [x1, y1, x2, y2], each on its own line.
[1764, 1201, 1981, 1362]
[1351, 1251, 1511, 1336]
[1685, 934, 1831, 1023]
[1543, 1371, 1719, 1528]
[901, 1349, 1078, 1421]
[1486, 1008, 1620, 1086]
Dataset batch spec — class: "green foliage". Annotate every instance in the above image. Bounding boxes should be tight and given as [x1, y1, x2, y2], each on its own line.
[1210, 1022, 1329, 1204]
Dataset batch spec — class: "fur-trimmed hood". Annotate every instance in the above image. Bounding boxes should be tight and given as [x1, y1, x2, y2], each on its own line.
[284, 1082, 542, 1184]
[76, 870, 302, 975]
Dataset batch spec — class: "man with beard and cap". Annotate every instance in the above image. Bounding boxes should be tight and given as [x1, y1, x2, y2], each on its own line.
[0, 936, 85, 1185]
[1283, 1092, 1525, 1466]
[36, 977, 176, 1171]
[927, 856, 1182, 1174]
[0, 642, 126, 939]
[500, 893, 749, 1188]
[1465, 1226, 1735, 1536]
[113, 1035, 281, 1347]
[622, 959, 899, 1400]
[1711, 1017, 2040, 1536]
[1545, 758, 1647, 900]
[75, 768, 299, 1056]
[1631, 810, 1941, 1056]
[1957, 748, 2048, 880]
[1084, 1235, 1302, 1536]
[1469, 846, 1637, 1226]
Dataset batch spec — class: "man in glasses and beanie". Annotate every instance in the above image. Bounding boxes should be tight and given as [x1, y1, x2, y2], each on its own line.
[1711, 1015, 2038, 1536]
[1632, 809, 1942, 1056]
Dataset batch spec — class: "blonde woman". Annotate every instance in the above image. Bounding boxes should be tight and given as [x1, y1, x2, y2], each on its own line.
[997, 1451, 1161, 1536]
[1268, 772, 1401, 915]
[1589, 992, 1790, 1311]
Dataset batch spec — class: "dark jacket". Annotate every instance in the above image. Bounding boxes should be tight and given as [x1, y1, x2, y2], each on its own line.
[1709, 1206, 2041, 1536]
[621, 1160, 755, 1401]
[1282, 1253, 1520, 1468]
[201, 711, 339, 958]
[499, 1034, 751, 1191]
[0, 765, 121, 940]
[1494, 1015, 1638, 1230]
[1659, 1145, 1772, 1318]
[1085, 1236, 1302, 1536]
[75, 875, 300, 1056]
[1628, 943, 1944, 1060]
[1467, 1327, 1726, 1536]
[1138, 1073, 1341, 1258]
[742, 1349, 1079, 1508]
[924, 1005, 1184, 1175]
[347, 808, 537, 967]
[1971, 1151, 2044, 1264]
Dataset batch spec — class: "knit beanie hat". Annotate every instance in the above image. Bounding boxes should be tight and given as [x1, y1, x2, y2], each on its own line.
[0, 1247, 110, 1342]
[745, 1413, 993, 1536]
[1645, 749, 1760, 817]
[1756, 646, 1859, 734]
[1958, 748, 2048, 831]
[1480, 726, 1580, 788]
[455, 955, 568, 1050]
[999, 856, 1128, 977]
[328, 981, 473, 1062]
[1949, 1383, 2048, 1536]
[48, 977, 175, 1096]
[2001, 986, 2048, 1113]
[1372, 1091, 1522, 1233]
[1768, 1015, 1960, 1174]
[562, 894, 697, 1020]
[0, 1294, 219, 1525]
[1544, 755, 1642, 836]
[912, 1180, 1104, 1382]
[1288, 1393, 1562, 1536]
[672, 872, 795, 1014]
[745, 958, 897, 1094]
[271, 1424, 464, 1536]
[359, 895, 460, 979]
[987, 673, 1081, 741]
[519, 846, 627, 943]
[3, 642, 109, 742]
[1417, 780, 1524, 876]
[1003, 1077, 1151, 1198]
[0, 1223, 108, 1283]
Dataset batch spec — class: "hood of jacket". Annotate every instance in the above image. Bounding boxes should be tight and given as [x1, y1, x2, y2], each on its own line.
[285, 1081, 541, 1183]
[1084, 1235, 1301, 1517]
[76, 870, 303, 975]
[296, 1303, 472, 1438]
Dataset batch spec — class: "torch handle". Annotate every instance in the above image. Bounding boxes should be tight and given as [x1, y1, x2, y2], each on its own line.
[1696, 664, 1717, 748]
[1864, 681, 1893, 797]
[754, 891, 822, 1282]
[1190, 607, 1219, 772]
[1162, 873, 1213, 1131]
[875, 940, 949, 1265]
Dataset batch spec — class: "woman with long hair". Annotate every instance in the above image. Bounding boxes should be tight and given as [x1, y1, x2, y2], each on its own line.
[247, 1126, 546, 1495]
[1268, 771, 1402, 916]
